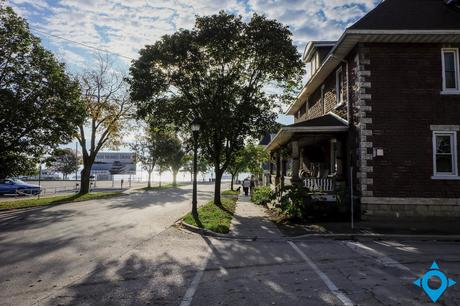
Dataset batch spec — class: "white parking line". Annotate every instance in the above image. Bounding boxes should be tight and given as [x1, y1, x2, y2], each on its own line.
[179, 248, 212, 306]
[288, 241, 354, 306]
[344, 241, 412, 273]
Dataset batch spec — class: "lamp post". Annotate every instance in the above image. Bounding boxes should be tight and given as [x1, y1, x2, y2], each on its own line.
[191, 118, 201, 218]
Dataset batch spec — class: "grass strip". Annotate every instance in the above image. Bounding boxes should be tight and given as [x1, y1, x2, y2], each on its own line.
[222, 189, 240, 196]
[183, 197, 237, 234]
[0, 191, 124, 211]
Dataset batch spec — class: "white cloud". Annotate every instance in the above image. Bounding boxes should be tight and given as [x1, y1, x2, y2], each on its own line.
[7, 0, 381, 69]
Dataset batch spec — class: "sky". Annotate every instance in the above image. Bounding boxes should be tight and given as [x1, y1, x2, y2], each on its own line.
[7, 0, 380, 134]
[7, 0, 381, 73]
[5, 0, 382, 177]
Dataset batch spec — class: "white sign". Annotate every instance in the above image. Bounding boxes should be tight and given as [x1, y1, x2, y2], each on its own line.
[92, 152, 136, 174]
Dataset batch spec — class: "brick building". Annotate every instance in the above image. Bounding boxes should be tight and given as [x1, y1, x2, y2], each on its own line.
[266, 0, 460, 217]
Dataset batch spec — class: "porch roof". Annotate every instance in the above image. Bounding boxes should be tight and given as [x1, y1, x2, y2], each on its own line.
[266, 113, 348, 152]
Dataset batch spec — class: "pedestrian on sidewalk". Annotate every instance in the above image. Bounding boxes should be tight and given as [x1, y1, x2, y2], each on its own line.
[250, 175, 255, 196]
[242, 177, 250, 196]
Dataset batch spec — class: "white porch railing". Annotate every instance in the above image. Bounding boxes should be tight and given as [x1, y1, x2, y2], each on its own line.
[304, 177, 335, 192]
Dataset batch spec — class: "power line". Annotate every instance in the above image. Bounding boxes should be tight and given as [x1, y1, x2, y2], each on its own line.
[31, 27, 137, 61]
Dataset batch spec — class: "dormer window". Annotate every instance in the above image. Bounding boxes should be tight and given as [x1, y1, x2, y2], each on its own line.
[442, 48, 460, 93]
[310, 52, 320, 75]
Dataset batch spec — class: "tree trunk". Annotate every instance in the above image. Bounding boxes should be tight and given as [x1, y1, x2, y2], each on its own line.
[230, 173, 234, 190]
[172, 171, 177, 187]
[147, 170, 152, 188]
[159, 171, 162, 188]
[79, 165, 91, 195]
[213, 167, 223, 205]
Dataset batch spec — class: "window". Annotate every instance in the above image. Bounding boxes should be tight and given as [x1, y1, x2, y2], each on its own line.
[336, 67, 345, 104]
[311, 52, 320, 75]
[432, 131, 458, 177]
[300, 102, 307, 117]
[441, 48, 460, 92]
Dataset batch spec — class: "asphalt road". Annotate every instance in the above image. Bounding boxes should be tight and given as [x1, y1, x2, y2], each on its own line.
[1, 184, 460, 306]
[0, 183, 217, 306]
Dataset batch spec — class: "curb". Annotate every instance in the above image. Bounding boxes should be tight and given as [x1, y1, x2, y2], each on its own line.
[176, 221, 460, 242]
[176, 220, 279, 241]
[288, 233, 460, 241]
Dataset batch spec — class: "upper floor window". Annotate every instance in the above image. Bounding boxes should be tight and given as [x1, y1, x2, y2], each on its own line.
[336, 67, 345, 104]
[432, 130, 458, 177]
[441, 48, 460, 93]
[310, 52, 320, 76]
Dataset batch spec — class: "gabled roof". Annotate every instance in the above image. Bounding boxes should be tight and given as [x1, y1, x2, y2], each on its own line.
[265, 113, 348, 152]
[350, 0, 460, 31]
[259, 133, 275, 146]
[302, 41, 336, 63]
[286, 0, 460, 116]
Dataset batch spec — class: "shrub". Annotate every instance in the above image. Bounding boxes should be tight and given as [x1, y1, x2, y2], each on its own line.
[251, 186, 273, 205]
[277, 185, 311, 218]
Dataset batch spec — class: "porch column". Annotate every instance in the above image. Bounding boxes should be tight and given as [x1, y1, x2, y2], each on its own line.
[276, 151, 281, 188]
[269, 153, 273, 184]
[276, 152, 281, 178]
[291, 140, 300, 184]
[280, 151, 286, 188]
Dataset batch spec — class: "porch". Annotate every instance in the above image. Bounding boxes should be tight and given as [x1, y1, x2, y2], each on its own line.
[266, 113, 350, 202]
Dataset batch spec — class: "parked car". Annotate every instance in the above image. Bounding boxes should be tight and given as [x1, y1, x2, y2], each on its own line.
[0, 179, 42, 195]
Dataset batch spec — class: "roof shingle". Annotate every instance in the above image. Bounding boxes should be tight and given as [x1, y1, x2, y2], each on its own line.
[350, 0, 460, 31]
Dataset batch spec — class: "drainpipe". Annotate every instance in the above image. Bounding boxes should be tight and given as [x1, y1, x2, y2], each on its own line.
[333, 55, 355, 227]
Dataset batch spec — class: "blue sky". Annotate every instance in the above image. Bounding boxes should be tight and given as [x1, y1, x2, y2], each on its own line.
[7, 0, 381, 126]
[8, 0, 380, 72]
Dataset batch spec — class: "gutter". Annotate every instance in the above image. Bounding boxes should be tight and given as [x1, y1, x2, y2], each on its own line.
[286, 28, 460, 116]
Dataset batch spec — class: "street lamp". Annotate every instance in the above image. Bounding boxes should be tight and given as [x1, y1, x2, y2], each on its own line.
[191, 117, 201, 219]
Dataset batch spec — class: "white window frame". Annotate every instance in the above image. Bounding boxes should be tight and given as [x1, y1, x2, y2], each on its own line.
[336, 67, 345, 104]
[441, 48, 460, 94]
[432, 130, 458, 179]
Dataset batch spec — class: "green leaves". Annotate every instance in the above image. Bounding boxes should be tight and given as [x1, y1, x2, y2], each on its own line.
[129, 11, 303, 192]
[0, 4, 84, 179]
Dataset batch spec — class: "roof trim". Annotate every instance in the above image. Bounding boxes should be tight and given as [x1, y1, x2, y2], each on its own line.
[266, 126, 348, 152]
[286, 29, 460, 115]
[302, 40, 336, 63]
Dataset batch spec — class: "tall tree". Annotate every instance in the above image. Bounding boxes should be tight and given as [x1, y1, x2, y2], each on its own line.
[77, 56, 132, 194]
[0, 3, 84, 179]
[130, 12, 302, 205]
[47, 148, 80, 179]
[131, 126, 175, 188]
[245, 143, 269, 181]
[164, 133, 187, 187]
[227, 149, 248, 191]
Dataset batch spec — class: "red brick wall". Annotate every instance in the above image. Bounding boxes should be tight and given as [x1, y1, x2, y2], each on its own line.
[368, 43, 460, 198]
[295, 61, 350, 123]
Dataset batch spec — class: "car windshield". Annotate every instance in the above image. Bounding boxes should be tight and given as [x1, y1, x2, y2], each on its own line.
[10, 179, 25, 184]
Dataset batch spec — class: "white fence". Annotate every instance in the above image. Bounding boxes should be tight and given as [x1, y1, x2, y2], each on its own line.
[304, 177, 335, 192]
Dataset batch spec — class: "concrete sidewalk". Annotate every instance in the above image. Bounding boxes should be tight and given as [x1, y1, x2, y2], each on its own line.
[229, 195, 281, 239]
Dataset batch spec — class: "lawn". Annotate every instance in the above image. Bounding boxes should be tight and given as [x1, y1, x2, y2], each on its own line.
[0, 191, 124, 211]
[222, 189, 240, 196]
[183, 197, 237, 234]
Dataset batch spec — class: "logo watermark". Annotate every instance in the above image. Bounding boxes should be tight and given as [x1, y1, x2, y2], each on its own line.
[413, 261, 456, 302]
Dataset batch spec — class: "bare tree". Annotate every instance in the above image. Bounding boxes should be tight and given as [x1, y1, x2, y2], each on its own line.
[76, 55, 132, 194]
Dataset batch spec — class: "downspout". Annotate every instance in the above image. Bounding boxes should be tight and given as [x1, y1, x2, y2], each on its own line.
[333, 55, 355, 226]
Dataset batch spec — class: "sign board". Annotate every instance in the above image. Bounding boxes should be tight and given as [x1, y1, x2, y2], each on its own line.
[91, 152, 136, 174]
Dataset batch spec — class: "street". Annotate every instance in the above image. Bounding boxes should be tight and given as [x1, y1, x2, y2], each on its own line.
[1, 185, 460, 305]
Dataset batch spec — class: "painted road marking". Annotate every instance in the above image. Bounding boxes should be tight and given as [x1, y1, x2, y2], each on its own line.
[345, 241, 412, 272]
[179, 248, 212, 306]
[288, 241, 354, 306]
